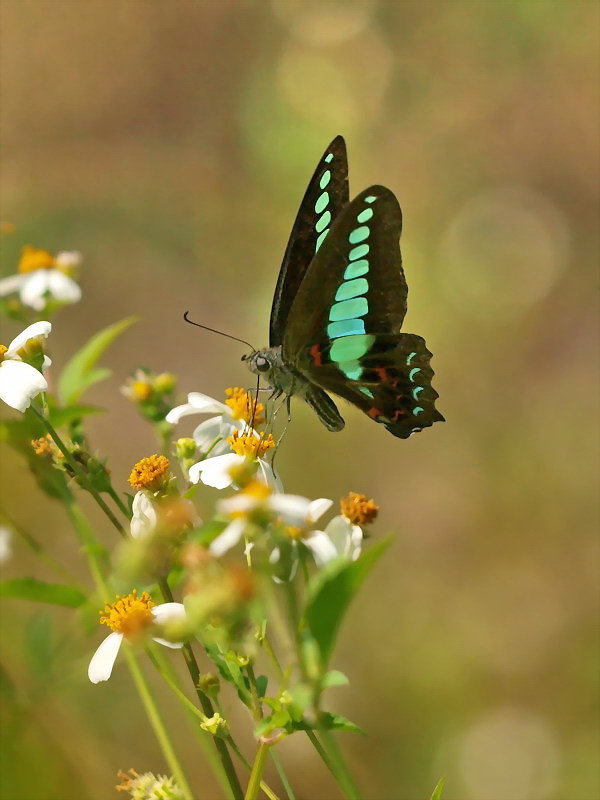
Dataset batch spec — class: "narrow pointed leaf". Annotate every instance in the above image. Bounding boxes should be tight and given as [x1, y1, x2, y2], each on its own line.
[431, 776, 446, 800]
[0, 578, 86, 607]
[305, 538, 390, 665]
[58, 316, 138, 404]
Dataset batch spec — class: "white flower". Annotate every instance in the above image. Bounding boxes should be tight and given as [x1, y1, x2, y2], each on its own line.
[315, 515, 363, 562]
[129, 491, 199, 538]
[130, 491, 159, 538]
[189, 451, 280, 492]
[0, 321, 51, 411]
[88, 597, 186, 684]
[0, 247, 82, 311]
[211, 494, 333, 559]
[166, 388, 262, 457]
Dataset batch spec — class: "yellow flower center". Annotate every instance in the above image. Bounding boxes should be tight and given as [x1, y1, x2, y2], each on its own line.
[224, 386, 265, 425]
[0, 344, 7, 363]
[243, 480, 272, 500]
[18, 245, 55, 274]
[340, 492, 379, 525]
[99, 590, 155, 638]
[131, 380, 152, 401]
[128, 454, 170, 490]
[285, 525, 303, 541]
[227, 431, 275, 459]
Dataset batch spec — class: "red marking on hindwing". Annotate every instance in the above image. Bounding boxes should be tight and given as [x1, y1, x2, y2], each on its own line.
[368, 406, 384, 420]
[310, 344, 322, 366]
[375, 367, 388, 381]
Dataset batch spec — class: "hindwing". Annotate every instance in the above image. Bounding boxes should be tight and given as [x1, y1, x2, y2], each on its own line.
[298, 334, 444, 439]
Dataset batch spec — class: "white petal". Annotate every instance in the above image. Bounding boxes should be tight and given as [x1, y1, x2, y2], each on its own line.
[217, 494, 260, 516]
[166, 392, 229, 423]
[256, 458, 283, 492]
[42, 355, 52, 372]
[303, 530, 339, 567]
[209, 517, 246, 557]
[88, 631, 123, 683]
[54, 251, 82, 268]
[268, 494, 312, 525]
[188, 453, 243, 489]
[130, 491, 158, 538]
[152, 637, 185, 649]
[325, 516, 356, 558]
[151, 602, 186, 648]
[307, 498, 333, 524]
[191, 416, 226, 450]
[0, 526, 12, 564]
[6, 321, 52, 357]
[349, 525, 363, 561]
[46, 270, 81, 304]
[19, 271, 51, 311]
[151, 602, 187, 624]
[0, 273, 24, 296]
[0, 360, 47, 411]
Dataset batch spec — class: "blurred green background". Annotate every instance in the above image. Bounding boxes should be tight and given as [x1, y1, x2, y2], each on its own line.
[1, 1, 598, 798]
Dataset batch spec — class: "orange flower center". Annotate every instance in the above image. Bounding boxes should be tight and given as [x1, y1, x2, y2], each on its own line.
[18, 245, 55, 274]
[340, 492, 379, 525]
[128, 454, 170, 490]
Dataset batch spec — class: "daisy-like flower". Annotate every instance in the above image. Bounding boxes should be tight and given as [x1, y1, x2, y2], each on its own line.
[166, 387, 265, 458]
[0, 321, 51, 411]
[128, 455, 197, 538]
[313, 492, 380, 563]
[211, 481, 333, 560]
[0, 246, 82, 311]
[88, 590, 186, 683]
[188, 430, 279, 491]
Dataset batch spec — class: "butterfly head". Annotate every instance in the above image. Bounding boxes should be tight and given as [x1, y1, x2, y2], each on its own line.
[242, 349, 273, 375]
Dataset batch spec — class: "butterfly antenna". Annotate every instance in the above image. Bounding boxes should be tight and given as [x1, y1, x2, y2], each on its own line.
[183, 311, 255, 351]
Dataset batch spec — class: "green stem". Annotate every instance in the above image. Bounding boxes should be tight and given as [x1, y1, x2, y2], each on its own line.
[107, 485, 130, 520]
[245, 663, 264, 721]
[31, 407, 127, 539]
[270, 751, 296, 800]
[63, 500, 194, 796]
[157, 578, 244, 800]
[244, 742, 270, 800]
[123, 647, 195, 800]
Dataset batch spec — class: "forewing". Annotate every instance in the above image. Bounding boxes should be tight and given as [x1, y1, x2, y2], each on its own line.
[269, 135, 349, 347]
[283, 185, 407, 360]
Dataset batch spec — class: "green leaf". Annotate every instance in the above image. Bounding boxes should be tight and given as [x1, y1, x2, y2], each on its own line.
[58, 316, 138, 404]
[255, 674, 268, 698]
[305, 538, 391, 665]
[322, 669, 349, 689]
[431, 776, 446, 800]
[0, 578, 86, 608]
[48, 405, 103, 428]
[292, 712, 365, 735]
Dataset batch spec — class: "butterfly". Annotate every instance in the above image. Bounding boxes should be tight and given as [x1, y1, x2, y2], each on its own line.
[243, 135, 444, 439]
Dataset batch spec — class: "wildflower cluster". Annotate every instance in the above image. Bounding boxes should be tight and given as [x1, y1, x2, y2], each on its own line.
[0, 241, 391, 800]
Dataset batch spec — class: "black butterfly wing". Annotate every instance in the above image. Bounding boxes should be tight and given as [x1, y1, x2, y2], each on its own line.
[269, 135, 349, 347]
[284, 185, 444, 437]
[297, 334, 444, 438]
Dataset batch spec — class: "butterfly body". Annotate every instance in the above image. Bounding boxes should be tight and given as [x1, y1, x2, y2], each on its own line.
[246, 136, 444, 439]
